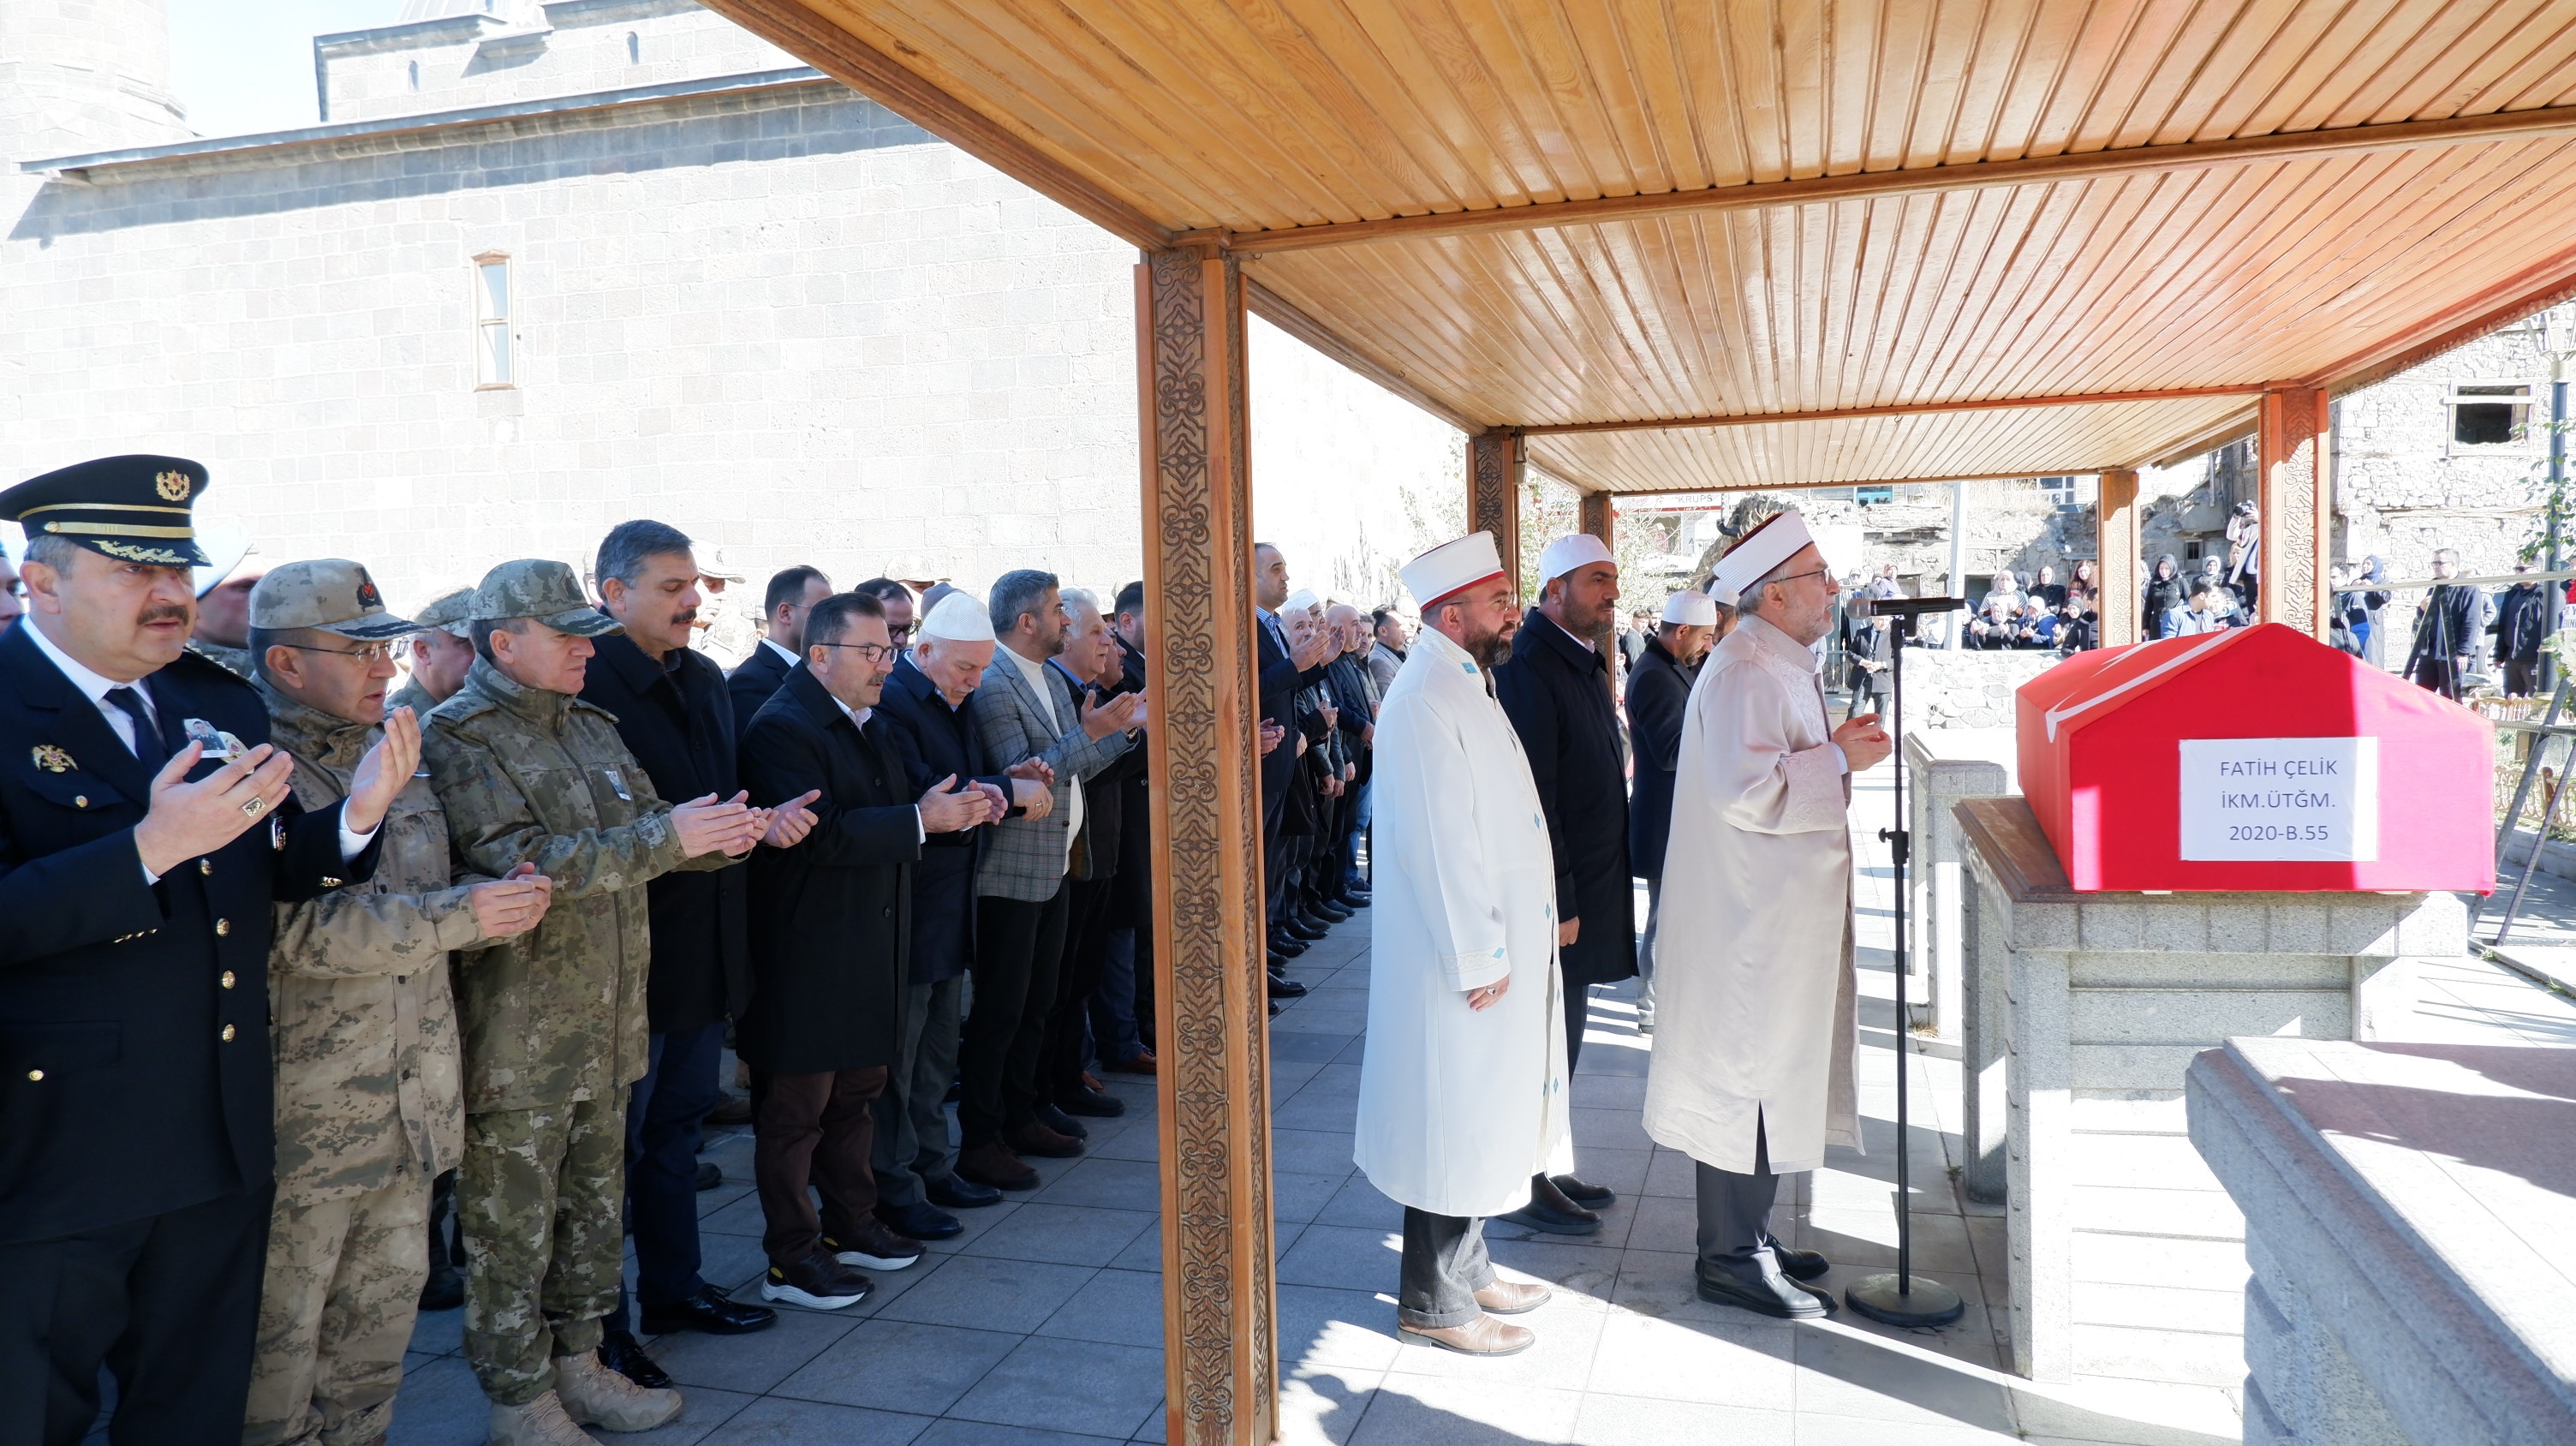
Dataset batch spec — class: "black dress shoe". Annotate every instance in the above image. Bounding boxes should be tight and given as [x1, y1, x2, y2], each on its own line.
[1035, 1102, 1090, 1139]
[1774, 1246, 1830, 1282]
[703, 1091, 754, 1127]
[640, 1285, 778, 1336]
[417, 1263, 463, 1313]
[598, 1329, 674, 1389]
[1283, 917, 1330, 942]
[925, 1173, 1003, 1209]
[876, 1199, 963, 1241]
[1267, 971, 1309, 1000]
[1269, 933, 1309, 959]
[695, 1160, 723, 1192]
[1335, 893, 1370, 910]
[1309, 903, 1352, 923]
[1551, 1174, 1615, 1210]
[1696, 1270, 1834, 1318]
[1500, 1174, 1603, 1237]
[1268, 999, 1285, 1018]
[1057, 1084, 1125, 1119]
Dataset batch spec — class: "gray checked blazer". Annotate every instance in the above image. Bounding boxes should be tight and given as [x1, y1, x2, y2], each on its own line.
[970, 647, 1135, 902]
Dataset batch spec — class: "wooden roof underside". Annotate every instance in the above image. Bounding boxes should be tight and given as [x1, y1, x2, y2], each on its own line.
[704, 0, 2576, 493]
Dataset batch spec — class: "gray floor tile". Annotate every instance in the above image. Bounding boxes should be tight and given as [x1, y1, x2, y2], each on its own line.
[1570, 1395, 1794, 1445]
[697, 1227, 774, 1294]
[1384, 1295, 1607, 1390]
[963, 1203, 1157, 1267]
[1585, 1309, 1798, 1411]
[1270, 1128, 1357, 1177]
[1089, 1119, 1165, 1161]
[1790, 1324, 2018, 1432]
[1276, 1223, 1403, 1293]
[946, 1335, 1166, 1435]
[700, 1395, 936, 1443]
[911, 1422, 1126, 1444]
[384, 1355, 487, 1446]
[1277, 1283, 1405, 1372]
[1276, 1363, 1384, 1445]
[1034, 1265, 1165, 1348]
[1643, 1148, 1697, 1198]
[874, 1254, 1099, 1334]
[649, 1306, 859, 1394]
[1313, 1174, 1403, 1231]
[1559, 1145, 1650, 1198]
[701, 1188, 768, 1237]
[769, 1317, 1023, 1416]
[1272, 1168, 1347, 1226]
[1272, 1031, 1353, 1064]
[1347, 1377, 1583, 1443]
[1480, 1237, 1625, 1305]
[408, 1302, 463, 1358]
[1274, 1089, 1363, 1132]
[1618, 1187, 1698, 1254]
[1109, 1222, 1166, 1273]
[1568, 1106, 1655, 1154]
[1031, 1157, 1165, 1212]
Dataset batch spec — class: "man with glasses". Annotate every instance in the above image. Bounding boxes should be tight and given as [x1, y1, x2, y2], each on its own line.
[853, 577, 917, 648]
[730, 565, 832, 736]
[242, 560, 556, 1446]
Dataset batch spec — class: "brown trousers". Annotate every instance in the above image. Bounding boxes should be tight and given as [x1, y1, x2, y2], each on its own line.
[751, 1067, 889, 1268]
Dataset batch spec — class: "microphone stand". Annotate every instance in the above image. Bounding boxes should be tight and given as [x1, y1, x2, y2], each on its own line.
[1845, 604, 1966, 1329]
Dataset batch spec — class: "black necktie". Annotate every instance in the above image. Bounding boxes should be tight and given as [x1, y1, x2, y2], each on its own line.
[104, 686, 166, 762]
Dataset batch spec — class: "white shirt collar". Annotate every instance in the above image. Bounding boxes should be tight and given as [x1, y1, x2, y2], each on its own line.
[25, 616, 144, 700]
[828, 692, 872, 731]
[762, 636, 798, 666]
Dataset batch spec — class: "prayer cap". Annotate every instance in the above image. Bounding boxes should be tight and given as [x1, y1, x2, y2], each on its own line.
[251, 559, 420, 640]
[0, 453, 213, 568]
[1661, 590, 1719, 627]
[1399, 531, 1506, 612]
[1708, 508, 1817, 606]
[917, 590, 996, 642]
[191, 521, 255, 598]
[1282, 588, 1320, 615]
[1535, 532, 1614, 583]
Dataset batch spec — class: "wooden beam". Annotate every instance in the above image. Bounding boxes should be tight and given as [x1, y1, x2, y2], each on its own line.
[1244, 279, 1483, 433]
[2096, 469, 2141, 647]
[2305, 238, 2576, 397]
[697, 0, 1172, 250]
[1225, 107, 2576, 256]
[2257, 388, 2333, 638]
[1577, 492, 1618, 692]
[1135, 243, 1277, 1446]
[1469, 429, 1524, 589]
[1598, 470, 2103, 498]
[1517, 385, 2264, 436]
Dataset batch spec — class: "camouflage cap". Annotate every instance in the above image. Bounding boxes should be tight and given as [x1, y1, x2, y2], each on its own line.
[411, 585, 476, 635]
[473, 559, 623, 637]
[250, 559, 420, 640]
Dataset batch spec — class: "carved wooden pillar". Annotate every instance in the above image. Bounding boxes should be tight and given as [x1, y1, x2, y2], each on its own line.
[1134, 242, 1276, 1446]
[2257, 388, 2333, 636]
[2096, 468, 2140, 647]
[1468, 427, 1523, 588]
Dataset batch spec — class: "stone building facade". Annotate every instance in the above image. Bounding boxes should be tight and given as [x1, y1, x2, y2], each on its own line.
[0, 0, 1462, 624]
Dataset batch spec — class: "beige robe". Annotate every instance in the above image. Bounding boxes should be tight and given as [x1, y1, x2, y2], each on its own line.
[1643, 613, 1860, 1175]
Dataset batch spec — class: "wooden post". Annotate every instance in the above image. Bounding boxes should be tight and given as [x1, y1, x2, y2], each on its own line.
[1135, 242, 1276, 1446]
[2257, 388, 2334, 636]
[1468, 427, 1523, 588]
[2096, 469, 2140, 646]
[1578, 490, 1619, 689]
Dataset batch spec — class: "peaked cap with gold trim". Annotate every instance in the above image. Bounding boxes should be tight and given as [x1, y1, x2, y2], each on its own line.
[0, 454, 212, 568]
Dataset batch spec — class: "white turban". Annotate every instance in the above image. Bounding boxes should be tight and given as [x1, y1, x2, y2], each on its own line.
[1660, 590, 1718, 626]
[1708, 508, 1816, 606]
[1535, 532, 1614, 583]
[917, 590, 995, 642]
[1399, 532, 1506, 612]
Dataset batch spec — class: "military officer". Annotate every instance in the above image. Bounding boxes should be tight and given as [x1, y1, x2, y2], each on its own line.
[242, 560, 558, 1446]
[0, 456, 408, 1446]
[421, 559, 771, 1446]
[391, 585, 476, 718]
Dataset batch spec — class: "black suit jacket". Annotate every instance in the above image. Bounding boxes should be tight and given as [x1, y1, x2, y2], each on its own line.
[1112, 637, 1154, 926]
[1625, 636, 1696, 881]
[1494, 609, 1636, 987]
[727, 642, 795, 740]
[873, 655, 1006, 987]
[736, 666, 921, 1073]
[1255, 612, 1323, 824]
[581, 630, 749, 1034]
[0, 627, 376, 1244]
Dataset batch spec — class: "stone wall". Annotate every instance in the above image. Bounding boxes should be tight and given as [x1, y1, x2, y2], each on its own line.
[319, 1, 799, 125]
[1897, 648, 2061, 730]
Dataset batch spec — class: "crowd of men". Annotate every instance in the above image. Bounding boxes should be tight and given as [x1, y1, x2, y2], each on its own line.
[0, 456, 1166, 1446]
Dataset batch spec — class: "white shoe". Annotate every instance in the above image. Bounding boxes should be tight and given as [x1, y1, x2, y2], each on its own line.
[552, 1349, 683, 1432]
[486, 1389, 596, 1446]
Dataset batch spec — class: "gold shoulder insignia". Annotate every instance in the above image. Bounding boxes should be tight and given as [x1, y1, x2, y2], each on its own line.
[32, 744, 75, 774]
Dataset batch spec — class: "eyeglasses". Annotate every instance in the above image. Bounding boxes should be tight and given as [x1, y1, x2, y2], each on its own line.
[886, 623, 915, 643]
[816, 641, 897, 663]
[276, 641, 396, 665]
[1762, 568, 1835, 590]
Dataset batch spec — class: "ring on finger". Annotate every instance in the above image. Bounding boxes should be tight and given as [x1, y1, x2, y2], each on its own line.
[241, 796, 266, 816]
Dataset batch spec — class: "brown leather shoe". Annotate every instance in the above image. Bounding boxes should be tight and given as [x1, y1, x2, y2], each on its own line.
[1473, 1279, 1551, 1316]
[956, 1140, 1041, 1192]
[1398, 1312, 1535, 1357]
[1005, 1121, 1084, 1159]
[1106, 1049, 1157, 1076]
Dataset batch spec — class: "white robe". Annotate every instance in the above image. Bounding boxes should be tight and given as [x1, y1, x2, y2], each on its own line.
[1643, 613, 1861, 1175]
[1355, 624, 1572, 1218]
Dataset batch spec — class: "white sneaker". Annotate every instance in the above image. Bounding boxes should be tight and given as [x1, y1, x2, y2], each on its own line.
[486, 1389, 596, 1446]
[552, 1349, 683, 1432]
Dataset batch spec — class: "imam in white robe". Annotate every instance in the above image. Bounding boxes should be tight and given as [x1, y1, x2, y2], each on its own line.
[1354, 624, 1571, 1218]
[1643, 612, 1861, 1176]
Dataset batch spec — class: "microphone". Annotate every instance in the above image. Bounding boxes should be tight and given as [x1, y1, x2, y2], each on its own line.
[1846, 595, 1966, 619]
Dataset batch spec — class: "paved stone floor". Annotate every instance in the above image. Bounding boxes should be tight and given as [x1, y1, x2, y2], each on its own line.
[381, 759, 2576, 1444]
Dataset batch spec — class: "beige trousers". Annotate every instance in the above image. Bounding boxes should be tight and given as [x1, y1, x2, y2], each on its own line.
[242, 1169, 430, 1446]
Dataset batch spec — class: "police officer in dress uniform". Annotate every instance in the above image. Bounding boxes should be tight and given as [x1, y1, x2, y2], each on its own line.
[0, 456, 410, 1446]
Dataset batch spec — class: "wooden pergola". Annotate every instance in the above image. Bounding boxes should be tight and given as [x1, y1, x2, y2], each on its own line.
[698, 3, 2576, 1439]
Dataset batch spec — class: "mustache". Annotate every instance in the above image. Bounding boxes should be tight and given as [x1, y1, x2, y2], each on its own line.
[139, 605, 190, 627]
[671, 607, 700, 627]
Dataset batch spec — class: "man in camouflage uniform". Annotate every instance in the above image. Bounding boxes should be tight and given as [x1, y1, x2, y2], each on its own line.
[391, 585, 476, 720]
[241, 560, 558, 1446]
[423, 559, 768, 1445]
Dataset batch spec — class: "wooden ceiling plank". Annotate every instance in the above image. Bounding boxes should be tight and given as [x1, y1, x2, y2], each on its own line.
[1462, 0, 1630, 200]
[1720, 0, 1791, 182]
[1368, 0, 1576, 204]
[2189, 0, 2351, 143]
[1983, 0, 2102, 162]
[2263, 0, 2451, 133]
[2385, 0, 2571, 124]
[1607, 0, 1712, 191]
[1263, 0, 1522, 210]
[2329, 0, 2503, 126]
[2065, 0, 2209, 153]
[1915, 181, 2084, 401]
[1536, 0, 1678, 194]
[2472, 15, 2576, 111]
[1666, 0, 1752, 187]
[2109, 0, 2277, 149]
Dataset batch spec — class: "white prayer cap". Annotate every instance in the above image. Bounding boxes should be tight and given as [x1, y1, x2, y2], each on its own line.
[916, 590, 995, 642]
[1399, 531, 1507, 612]
[1535, 532, 1614, 583]
[1282, 588, 1321, 615]
[191, 521, 255, 599]
[1708, 508, 1817, 604]
[1661, 589, 1718, 626]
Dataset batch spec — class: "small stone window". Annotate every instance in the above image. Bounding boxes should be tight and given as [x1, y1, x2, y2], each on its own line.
[408, 60, 420, 91]
[628, 31, 641, 63]
[2447, 381, 2534, 453]
[473, 254, 514, 390]
[2036, 475, 2079, 508]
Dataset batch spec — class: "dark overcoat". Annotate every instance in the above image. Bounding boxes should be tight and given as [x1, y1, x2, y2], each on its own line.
[736, 666, 922, 1073]
[581, 629, 749, 1033]
[873, 655, 1008, 987]
[1624, 635, 1697, 881]
[726, 641, 793, 739]
[1495, 609, 1636, 987]
[1255, 612, 1324, 827]
[0, 630, 375, 1244]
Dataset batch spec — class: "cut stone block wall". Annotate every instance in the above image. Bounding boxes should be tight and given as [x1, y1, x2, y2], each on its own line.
[1899, 648, 2063, 730]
